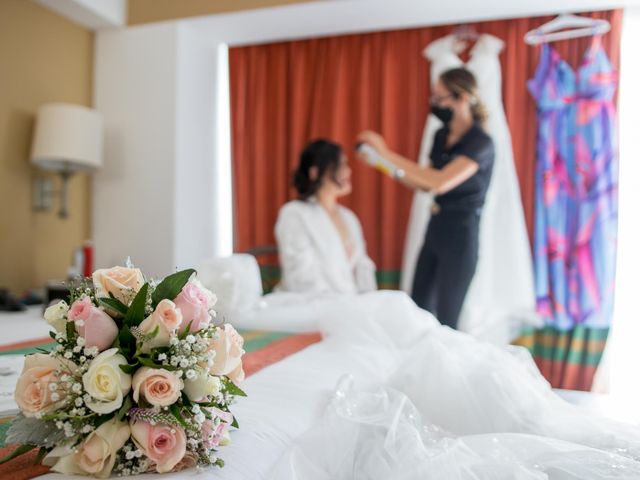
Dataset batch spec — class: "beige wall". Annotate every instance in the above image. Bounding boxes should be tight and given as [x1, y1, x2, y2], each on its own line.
[0, 0, 93, 295]
[128, 0, 314, 25]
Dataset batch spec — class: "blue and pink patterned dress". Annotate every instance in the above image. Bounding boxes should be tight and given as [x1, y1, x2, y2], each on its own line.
[528, 38, 618, 330]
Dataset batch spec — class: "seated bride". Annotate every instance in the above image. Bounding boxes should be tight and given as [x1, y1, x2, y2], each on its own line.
[274, 138, 377, 295]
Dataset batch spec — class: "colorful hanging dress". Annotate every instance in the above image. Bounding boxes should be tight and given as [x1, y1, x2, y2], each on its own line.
[528, 37, 618, 331]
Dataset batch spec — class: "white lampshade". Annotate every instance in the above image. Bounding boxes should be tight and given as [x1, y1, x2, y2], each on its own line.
[31, 103, 103, 172]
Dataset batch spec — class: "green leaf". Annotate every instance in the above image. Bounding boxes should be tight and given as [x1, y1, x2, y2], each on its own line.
[223, 378, 247, 397]
[136, 356, 176, 371]
[5, 415, 65, 449]
[33, 447, 48, 466]
[181, 393, 193, 409]
[231, 416, 239, 429]
[149, 325, 159, 339]
[169, 405, 188, 428]
[178, 320, 193, 339]
[0, 444, 36, 466]
[94, 413, 115, 429]
[151, 269, 195, 307]
[49, 331, 57, 341]
[153, 346, 171, 354]
[119, 362, 139, 374]
[65, 321, 77, 343]
[117, 324, 135, 358]
[123, 283, 149, 328]
[116, 395, 133, 422]
[98, 297, 128, 317]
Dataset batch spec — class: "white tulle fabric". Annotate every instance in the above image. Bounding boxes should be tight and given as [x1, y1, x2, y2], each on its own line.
[263, 291, 640, 479]
[401, 34, 539, 344]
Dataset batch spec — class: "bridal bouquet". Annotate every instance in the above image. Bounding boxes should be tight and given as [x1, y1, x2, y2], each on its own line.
[1, 265, 246, 477]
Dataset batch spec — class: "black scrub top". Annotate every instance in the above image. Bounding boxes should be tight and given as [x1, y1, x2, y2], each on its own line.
[429, 122, 495, 212]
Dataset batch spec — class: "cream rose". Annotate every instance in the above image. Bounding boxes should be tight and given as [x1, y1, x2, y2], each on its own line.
[171, 450, 198, 472]
[226, 362, 245, 385]
[209, 324, 245, 383]
[43, 300, 68, 333]
[138, 299, 182, 352]
[92, 266, 145, 306]
[183, 368, 221, 402]
[130, 419, 186, 473]
[14, 354, 74, 417]
[44, 418, 130, 479]
[82, 348, 132, 414]
[132, 367, 183, 407]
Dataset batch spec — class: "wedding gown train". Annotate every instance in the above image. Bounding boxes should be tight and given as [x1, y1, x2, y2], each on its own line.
[265, 290, 640, 479]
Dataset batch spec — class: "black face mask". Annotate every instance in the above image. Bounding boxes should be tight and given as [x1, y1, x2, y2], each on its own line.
[430, 104, 453, 125]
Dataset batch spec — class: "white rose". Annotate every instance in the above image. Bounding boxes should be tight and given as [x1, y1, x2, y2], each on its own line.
[44, 300, 68, 333]
[83, 348, 131, 414]
[92, 266, 145, 306]
[183, 368, 221, 402]
[138, 299, 182, 352]
[44, 418, 130, 479]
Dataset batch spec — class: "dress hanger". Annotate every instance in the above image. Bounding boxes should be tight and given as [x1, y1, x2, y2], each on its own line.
[452, 24, 479, 42]
[524, 13, 610, 45]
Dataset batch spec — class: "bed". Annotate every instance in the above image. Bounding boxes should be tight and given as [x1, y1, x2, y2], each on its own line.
[0, 256, 634, 479]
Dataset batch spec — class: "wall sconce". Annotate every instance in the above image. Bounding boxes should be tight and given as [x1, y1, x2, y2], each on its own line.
[30, 103, 103, 218]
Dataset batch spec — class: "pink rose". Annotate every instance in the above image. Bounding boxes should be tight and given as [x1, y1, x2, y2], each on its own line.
[202, 409, 232, 449]
[93, 266, 145, 306]
[202, 421, 228, 449]
[130, 420, 187, 473]
[209, 324, 245, 383]
[138, 300, 182, 352]
[174, 280, 216, 334]
[68, 297, 118, 352]
[15, 354, 74, 417]
[132, 367, 183, 407]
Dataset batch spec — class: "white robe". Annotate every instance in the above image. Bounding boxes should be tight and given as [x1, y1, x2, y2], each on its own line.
[274, 199, 377, 294]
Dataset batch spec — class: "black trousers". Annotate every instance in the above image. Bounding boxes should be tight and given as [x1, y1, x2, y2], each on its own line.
[411, 209, 480, 330]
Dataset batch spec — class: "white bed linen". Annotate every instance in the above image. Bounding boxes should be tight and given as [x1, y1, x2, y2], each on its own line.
[0, 306, 52, 345]
[1, 292, 638, 479]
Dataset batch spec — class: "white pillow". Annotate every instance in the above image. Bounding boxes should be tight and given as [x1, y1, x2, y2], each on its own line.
[197, 254, 263, 319]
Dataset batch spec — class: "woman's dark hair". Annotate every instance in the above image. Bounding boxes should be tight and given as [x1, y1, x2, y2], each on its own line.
[439, 67, 489, 126]
[293, 139, 342, 200]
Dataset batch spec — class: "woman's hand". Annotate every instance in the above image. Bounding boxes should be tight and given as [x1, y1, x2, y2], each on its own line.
[357, 131, 389, 156]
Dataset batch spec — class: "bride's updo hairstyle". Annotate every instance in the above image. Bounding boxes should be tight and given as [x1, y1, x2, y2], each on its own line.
[293, 139, 342, 200]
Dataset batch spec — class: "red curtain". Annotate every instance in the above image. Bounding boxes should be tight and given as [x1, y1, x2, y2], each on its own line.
[229, 10, 622, 275]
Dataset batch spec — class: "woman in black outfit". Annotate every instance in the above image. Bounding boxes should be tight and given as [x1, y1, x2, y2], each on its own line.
[358, 67, 495, 330]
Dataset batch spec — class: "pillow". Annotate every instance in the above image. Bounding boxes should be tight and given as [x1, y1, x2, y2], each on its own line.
[197, 254, 263, 319]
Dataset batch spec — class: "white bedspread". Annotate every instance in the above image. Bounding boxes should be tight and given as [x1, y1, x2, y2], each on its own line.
[1, 292, 636, 479]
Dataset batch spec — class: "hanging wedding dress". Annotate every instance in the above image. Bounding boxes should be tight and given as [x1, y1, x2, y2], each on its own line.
[401, 34, 539, 343]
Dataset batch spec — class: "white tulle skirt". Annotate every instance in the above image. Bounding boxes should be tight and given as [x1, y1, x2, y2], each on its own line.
[267, 290, 640, 479]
